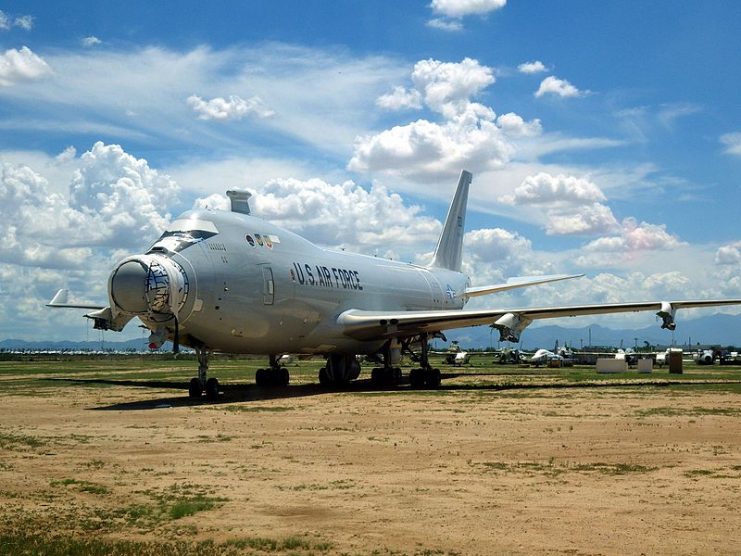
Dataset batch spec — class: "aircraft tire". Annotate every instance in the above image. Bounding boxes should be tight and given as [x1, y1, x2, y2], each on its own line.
[424, 368, 441, 389]
[370, 368, 382, 385]
[319, 367, 330, 387]
[256, 368, 268, 387]
[188, 377, 202, 398]
[393, 367, 402, 381]
[278, 367, 290, 387]
[205, 377, 219, 400]
[409, 368, 424, 389]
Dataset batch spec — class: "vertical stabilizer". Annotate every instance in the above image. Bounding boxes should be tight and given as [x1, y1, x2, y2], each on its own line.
[430, 170, 471, 272]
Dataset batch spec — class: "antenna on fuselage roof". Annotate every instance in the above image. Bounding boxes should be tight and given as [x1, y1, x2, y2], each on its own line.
[429, 170, 471, 273]
[226, 190, 252, 215]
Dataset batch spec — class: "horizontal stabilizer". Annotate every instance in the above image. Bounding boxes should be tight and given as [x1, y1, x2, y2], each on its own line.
[465, 274, 584, 298]
[46, 289, 105, 310]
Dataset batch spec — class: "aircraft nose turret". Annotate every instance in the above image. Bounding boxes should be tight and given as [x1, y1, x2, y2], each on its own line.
[109, 254, 190, 317]
[110, 260, 149, 314]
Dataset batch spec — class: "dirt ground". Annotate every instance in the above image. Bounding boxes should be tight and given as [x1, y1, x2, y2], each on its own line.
[0, 362, 740, 555]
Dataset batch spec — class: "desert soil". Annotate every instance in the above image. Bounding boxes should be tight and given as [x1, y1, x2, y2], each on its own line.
[0, 364, 739, 555]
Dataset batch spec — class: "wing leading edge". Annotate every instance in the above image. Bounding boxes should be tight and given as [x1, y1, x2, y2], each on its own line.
[338, 299, 741, 342]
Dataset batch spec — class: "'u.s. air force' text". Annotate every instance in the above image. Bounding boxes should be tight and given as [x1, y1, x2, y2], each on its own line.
[291, 262, 363, 290]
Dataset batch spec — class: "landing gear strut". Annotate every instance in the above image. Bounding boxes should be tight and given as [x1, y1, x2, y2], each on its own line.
[408, 333, 441, 389]
[189, 348, 220, 400]
[255, 354, 290, 387]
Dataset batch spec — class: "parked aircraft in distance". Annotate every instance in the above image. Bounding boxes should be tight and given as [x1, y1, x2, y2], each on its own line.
[615, 348, 639, 367]
[48, 170, 741, 399]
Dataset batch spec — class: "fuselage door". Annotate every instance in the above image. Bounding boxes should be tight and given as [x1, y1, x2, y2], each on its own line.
[262, 266, 274, 305]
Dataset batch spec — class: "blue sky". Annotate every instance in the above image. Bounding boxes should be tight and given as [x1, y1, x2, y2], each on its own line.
[0, 1, 740, 341]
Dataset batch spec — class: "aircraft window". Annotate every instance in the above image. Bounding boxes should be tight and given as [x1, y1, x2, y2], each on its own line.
[148, 229, 218, 254]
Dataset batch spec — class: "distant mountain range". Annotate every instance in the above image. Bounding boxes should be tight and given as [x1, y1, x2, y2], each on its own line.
[2, 313, 739, 352]
[0, 337, 152, 352]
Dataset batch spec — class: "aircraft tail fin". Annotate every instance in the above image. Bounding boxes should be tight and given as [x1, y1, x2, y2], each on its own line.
[430, 170, 471, 272]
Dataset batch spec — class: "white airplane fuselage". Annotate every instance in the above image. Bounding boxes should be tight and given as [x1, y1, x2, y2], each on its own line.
[50, 169, 741, 396]
[119, 209, 468, 356]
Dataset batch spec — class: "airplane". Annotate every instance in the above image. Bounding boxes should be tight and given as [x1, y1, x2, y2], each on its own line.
[693, 349, 716, 365]
[48, 170, 741, 399]
[440, 341, 472, 366]
[615, 348, 639, 367]
[528, 348, 562, 367]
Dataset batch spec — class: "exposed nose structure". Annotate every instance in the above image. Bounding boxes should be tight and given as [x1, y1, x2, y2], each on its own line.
[109, 254, 190, 318]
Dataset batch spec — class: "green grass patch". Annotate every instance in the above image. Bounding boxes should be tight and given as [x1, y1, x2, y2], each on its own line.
[50, 478, 110, 495]
[0, 531, 332, 555]
[220, 405, 294, 412]
[168, 495, 218, 520]
[475, 460, 657, 476]
[0, 432, 44, 450]
[636, 406, 741, 417]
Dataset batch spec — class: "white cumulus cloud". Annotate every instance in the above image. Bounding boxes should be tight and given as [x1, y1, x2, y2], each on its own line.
[14, 15, 33, 30]
[196, 177, 441, 255]
[187, 94, 274, 121]
[517, 60, 547, 74]
[426, 18, 464, 32]
[411, 57, 494, 116]
[545, 204, 619, 236]
[81, 36, 102, 48]
[720, 132, 741, 156]
[0, 10, 33, 31]
[352, 58, 539, 178]
[715, 242, 741, 265]
[430, 0, 507, 18]
[0, 46, 52, 87]
[376, 86, 423, 110]
[535, 75, 584, 98]
[68, 142, 179, 247]
[502, 173, 607, 206]
[496, 113, 542, 137]
[0, 162, 91, 267]
[583, 218, 684, 254]
[55, 146, 77, 164]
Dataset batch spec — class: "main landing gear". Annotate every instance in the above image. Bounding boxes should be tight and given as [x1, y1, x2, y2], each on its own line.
[369, 334, 441, 389]
[255, 354, 290, 387]
[407, 333, 441, 389]
[189, 348, 220, 400]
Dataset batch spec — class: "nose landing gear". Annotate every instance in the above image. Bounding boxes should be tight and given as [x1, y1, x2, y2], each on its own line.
[188, 348, 220, 400]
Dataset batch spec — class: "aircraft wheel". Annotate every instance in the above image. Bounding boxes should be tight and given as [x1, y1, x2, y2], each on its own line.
[393, 367, 402, 381]
[371, 368, 382, 385]
[205, 377, 219, 400]
[278, 367, 290, 387]
[319, 367, 330, 387]
[425, 368, 441, 389]
[188, 377, 202, 398]
[255, 368, 268, 387]
[409, 368, 424, 389]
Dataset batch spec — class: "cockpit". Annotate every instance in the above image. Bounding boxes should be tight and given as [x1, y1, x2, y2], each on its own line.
[148, 217, 219, 254]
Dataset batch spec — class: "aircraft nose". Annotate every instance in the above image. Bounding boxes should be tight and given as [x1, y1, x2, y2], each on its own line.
[109, 254, 190, 317]
[110, 259, 149, 314]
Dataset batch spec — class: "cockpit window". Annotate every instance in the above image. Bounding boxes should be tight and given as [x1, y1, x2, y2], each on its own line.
[148, 218, 219, 254]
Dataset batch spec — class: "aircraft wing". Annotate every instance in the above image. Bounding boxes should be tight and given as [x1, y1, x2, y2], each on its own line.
[337, 299, 741, 342]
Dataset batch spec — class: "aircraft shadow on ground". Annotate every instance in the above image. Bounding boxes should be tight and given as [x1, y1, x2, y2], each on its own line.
[38, 372, 720, 411]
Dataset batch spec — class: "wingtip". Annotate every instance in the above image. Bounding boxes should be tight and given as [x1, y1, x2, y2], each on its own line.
[46, 288, 69, 307]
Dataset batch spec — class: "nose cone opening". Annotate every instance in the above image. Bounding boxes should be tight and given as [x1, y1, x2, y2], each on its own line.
[110, 260, 149, 314]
